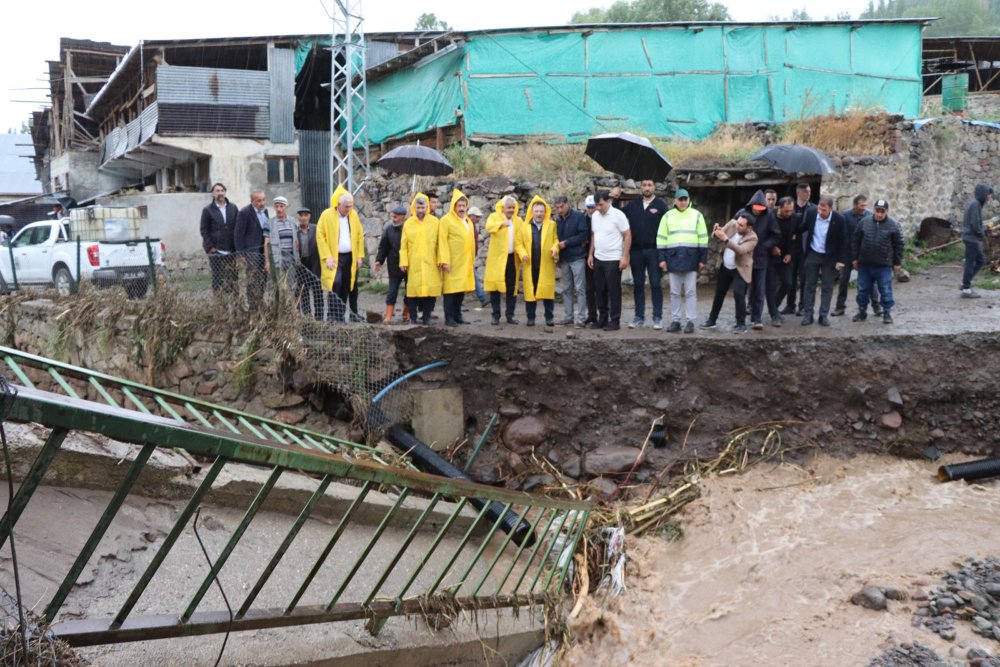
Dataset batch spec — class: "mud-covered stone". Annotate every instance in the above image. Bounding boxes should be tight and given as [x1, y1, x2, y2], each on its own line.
[852, 585, 888, 610]
[503, 416, 547, 453]
[584, 446, 644, 475]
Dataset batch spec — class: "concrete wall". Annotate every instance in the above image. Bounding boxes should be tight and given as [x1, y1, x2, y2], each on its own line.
[49, 150, 121, 201]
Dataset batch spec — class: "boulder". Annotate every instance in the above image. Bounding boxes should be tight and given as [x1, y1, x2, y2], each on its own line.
[263, 392, 306, 410]
[880, 411, 903, 430]
[584, 446, 644, 475]
[851, 585, 888, 610]
[503, 416, 547, 453]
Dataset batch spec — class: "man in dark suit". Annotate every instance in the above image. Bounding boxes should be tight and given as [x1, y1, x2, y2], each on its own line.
[199, 182, 239, 293]
[799, 195, 849, 326]
[234, 189, 268, 310]
[781, 182, 816, 316]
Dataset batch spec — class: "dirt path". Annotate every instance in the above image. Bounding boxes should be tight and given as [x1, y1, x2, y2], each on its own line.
[561, 453, 1000, 667]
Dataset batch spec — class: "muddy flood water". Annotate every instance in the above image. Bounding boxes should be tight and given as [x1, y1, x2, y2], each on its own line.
[562, 453, 1000, 666]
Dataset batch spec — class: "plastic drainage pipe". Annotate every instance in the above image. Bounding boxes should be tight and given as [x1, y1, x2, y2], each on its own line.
[385, 426, 536, 548]
[937, 457, 1000, 482]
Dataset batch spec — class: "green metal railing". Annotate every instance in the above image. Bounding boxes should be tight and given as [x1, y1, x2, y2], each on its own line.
[0, 344, 398, 467]
[0, 353, 591, 647]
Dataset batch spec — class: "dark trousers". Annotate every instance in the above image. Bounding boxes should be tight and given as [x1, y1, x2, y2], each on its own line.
[295, 265, 323, 318]
[326, 252, 353, 322]
[963, 240, 987, 289]
[405, 296, 436, 323]
[770, 259, 794, 314]
[630, 247, 663, 321]
[593, 259, 623, 326]
[386, 275, 405, 306]
[835, 263, 879, 311]
[525, 299, 554, 322]
[443, 292, 466, 323]
[782, 255, 802, 310]
[585, 261, 597, 321]
[208, 253, 238, 294]
[749, 265, 771, 323]
[801, 252, 837, 318]
[857, 265, 895, 315]
[349, 283, 359, 317]
[244, 251, 266, 310]
[708, 266, 748, 326]
[490, 253, 518, 320]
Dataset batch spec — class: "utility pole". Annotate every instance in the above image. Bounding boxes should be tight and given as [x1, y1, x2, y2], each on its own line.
[329, 0, 371, 195]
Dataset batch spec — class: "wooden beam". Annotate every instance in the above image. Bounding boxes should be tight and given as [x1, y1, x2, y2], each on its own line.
[970, 44, 984, 91]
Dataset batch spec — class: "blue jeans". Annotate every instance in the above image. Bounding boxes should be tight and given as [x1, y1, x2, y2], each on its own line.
[857, 265, 895, 314]
[962, 240, 986, 289]
[474, 268, 488, 304]
[386, 275, 404, 306]
[629, 247, 663, 321]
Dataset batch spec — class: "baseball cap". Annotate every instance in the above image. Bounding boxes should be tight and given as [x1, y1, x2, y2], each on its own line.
[467, 206, 483, 217]
[674, 189, 690, 199]
[873, 199, 889, 210]
[585, 195, 596, 208]
[390, 205, 407, 215]
[297, 207, 311, 215]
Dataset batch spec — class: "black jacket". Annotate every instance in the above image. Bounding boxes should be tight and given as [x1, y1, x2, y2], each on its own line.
[619, 196, 668, 250]
[963, 183, 993, 242]
[556, 208, 590, 262]
[841, 209, 871, 262]
[801, 208, 850, 265]
[773, 210, 799, 261]
[375, 222, 405, 279]
[199, 198, 238, 254]
[745, 190, 781, 269]
[235, 204, 267, 253]
[854, 215, 904, 268]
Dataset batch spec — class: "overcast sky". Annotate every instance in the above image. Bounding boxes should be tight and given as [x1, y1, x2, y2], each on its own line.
[2, 0, 880, 134]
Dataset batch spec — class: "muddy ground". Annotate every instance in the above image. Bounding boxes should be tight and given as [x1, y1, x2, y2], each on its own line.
[362, 265, 1000, 489]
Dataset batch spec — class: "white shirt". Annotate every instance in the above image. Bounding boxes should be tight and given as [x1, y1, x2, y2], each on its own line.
[338, 215, 352, 253]
[811, 213, 831, 254]
[216, 202, 228, 220]
[591, 207, 630, 261]
[506, 217, 515, 253]
[723, 233, 742, 269]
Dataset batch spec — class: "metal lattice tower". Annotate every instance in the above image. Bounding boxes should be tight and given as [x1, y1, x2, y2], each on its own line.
[330, 0, 371, 195]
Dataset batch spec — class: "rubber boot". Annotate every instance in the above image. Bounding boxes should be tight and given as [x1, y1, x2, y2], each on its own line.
[383, 304, 394, 324]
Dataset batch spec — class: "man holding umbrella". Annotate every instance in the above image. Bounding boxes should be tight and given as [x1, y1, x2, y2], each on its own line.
[612, 180, 667, 329]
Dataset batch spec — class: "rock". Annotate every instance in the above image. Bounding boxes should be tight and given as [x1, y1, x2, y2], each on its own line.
[291, 370, 314, 395]
[196, 382, 218, 395]
[897, 267, 911, 283]
[941, 627, 957, 641]
[881, 586, 907, 601]
[169, 358, 194, 380]
[584, 446, 643, 475]
[262, 392, 305, 410]
[887, 387, 904, 408]
[565, 330, 577, 339]
[654, 398, 670, 411]
[880, 411, 903, 430]
[560, 456, 582, 479]
[521, 474, 554, 492]
[930, 428, 946, 439]
[469, 461, 500, 484]
[503, 416, 547, 453]
[588, 477, 619, 498]
[499, 402, 522, 418]
[851, 585, 887, 610]
[274, 408, 308, 425]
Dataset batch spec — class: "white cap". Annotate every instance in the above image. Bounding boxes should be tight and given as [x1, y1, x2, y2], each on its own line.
[585, 195, 596, 208]
[467, 206, 483, 217]
[273, 196, 289, 206]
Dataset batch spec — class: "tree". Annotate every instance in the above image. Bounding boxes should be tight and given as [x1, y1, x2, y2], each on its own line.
[415, 12, 451, 31]
[860, 0, 1000, 35]
[570, 0, 731, 24]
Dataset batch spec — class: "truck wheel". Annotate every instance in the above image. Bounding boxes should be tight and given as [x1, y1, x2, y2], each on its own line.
[53, 267, 77, 297]
[124, 280, 149, 299]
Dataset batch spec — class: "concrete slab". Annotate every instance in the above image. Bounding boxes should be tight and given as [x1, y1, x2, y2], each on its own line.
[410, 387, 464, 452]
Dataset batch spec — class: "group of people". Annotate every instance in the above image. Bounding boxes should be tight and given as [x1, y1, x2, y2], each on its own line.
[200, 179, 993, 330]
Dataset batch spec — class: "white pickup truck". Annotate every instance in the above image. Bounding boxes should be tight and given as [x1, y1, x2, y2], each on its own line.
[0, 219, 165, 298]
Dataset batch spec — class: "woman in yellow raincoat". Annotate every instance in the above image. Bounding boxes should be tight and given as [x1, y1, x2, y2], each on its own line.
[315, 183, 364, 322]
[484, 195, 526, 325]
[399, 192, 448, 325]
[439, 189, 476, 326]
[519, 195, 560, 326]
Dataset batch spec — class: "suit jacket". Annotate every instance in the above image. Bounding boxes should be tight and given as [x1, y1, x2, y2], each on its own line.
[235, 204, 268, 253]
[199, 198, 238, 253]
[800, 209, 849, 265]
[296, 224, 321, 277]
[715, 219, 758, 283]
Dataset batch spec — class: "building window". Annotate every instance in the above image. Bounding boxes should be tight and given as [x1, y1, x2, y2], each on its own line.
[266, 157, 298, 184]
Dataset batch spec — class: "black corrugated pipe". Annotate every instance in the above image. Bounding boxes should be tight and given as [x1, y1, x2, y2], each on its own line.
[385, 426, 536, 548]
[937, 457, 1000, 482]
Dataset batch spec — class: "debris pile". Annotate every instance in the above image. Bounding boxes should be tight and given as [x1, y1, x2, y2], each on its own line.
[914, 557, 1000, 646]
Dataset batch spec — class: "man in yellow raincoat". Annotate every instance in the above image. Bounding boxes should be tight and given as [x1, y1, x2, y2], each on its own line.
[484, 195, 526, 325]
[440, 189, 477, 327]
[316, 184, 364, 323]
[399, 193, 448, 325]
[519, 196, 560, 326]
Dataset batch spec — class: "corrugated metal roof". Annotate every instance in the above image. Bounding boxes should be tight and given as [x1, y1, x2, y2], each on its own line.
[157, 65, 270, 106]
[299, 130, 330, 217]
[268, 47, 295, 143]
[0, 134, 43, 196]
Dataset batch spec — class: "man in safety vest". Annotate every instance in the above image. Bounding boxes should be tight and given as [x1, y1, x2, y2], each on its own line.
[656, 188, 708, 334]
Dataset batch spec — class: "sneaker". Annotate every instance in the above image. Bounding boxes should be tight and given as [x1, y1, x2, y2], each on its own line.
[666, 321, 682, 333]
[526, 319, 535, 327]
[852, 312, 867, 322]
[800, 314, 814, 326]
[628, 318, 644, 329]
[751, 321, 764, 330]
[683, 321, 695, 334]
[961, 288, 982, 299]
[770, 315, 783, 327]
[545, 319, 555, 327]
[699, 319, 717, 329]
[652, 317, 663, 330]
[491, 316, 501, 325]
[831, 307, 846, 316]
[872, 303, 883, 316]
[818, 316, 830, 326]
[733, 324, 748, 334]
[560, 317, 575, 325]
[575, 320, 586, 329]
[883, 312, 893, 324]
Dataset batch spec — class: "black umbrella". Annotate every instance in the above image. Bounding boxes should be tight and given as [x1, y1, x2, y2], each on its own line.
[376, 144, 454, 176]
[585, 131, 672, 182]
[750, 144, 836, 175]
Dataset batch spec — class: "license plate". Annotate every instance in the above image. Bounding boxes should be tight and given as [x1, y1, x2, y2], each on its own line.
[122, 271, 145, 279]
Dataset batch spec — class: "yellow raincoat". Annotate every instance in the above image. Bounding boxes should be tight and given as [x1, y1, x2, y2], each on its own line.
[483, 199, 526, 294]
[315, 184, 364, 291]
[519, 195, 560, 301]
[399, 192, 448, 297]
[440, 189, 476, 295]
